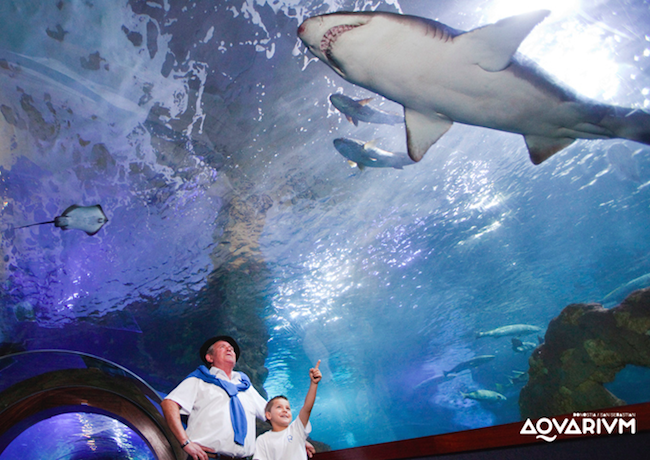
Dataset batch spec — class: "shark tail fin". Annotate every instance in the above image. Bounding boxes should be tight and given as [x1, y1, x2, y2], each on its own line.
[601, 107, 650, 147]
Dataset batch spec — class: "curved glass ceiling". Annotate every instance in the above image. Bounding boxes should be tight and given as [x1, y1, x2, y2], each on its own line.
[1, 0, 649, 454]
[1, 413, 155, 460]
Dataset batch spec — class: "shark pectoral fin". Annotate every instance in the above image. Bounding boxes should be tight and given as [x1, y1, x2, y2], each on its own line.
[405, 109, 452, 162]
[358, 98, 373, 106]
[524, 134, 575, 164]
[461, 9, 550, 72]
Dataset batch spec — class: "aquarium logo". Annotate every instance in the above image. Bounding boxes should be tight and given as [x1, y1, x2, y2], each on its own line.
[520, 412, 636, 442]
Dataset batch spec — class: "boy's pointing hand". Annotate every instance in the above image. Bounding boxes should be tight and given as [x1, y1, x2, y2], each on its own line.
[310, 359, 322, 383]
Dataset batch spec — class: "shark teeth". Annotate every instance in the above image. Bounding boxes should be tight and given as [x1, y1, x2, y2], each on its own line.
[320, 24, 359, 59]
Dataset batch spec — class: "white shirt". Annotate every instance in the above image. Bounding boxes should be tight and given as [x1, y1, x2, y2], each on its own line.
[254, 419, 312, 460]
[165, 366, 267, 456]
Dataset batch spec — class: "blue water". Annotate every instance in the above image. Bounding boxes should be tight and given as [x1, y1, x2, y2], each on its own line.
[0, 413, 156, 460]
[1, 0, 650, 455]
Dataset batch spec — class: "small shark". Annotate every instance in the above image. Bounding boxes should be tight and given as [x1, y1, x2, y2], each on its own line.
[298, 11, 650, 164]
[508, 370, 529, 385]
[414, 373, 456, 389]
[476, 324, 542, 339]
[496, 370, 529, 391]
[329, 93, 403, 126]
[16, 204, 108, 236]
[333, 137, 414, 169]
[602, 273, 650, 306]
[444, 354, 495, 377]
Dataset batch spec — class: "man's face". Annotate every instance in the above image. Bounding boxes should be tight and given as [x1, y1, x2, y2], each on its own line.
[206, 340, 237, 369]
[266, 398, 292, 429]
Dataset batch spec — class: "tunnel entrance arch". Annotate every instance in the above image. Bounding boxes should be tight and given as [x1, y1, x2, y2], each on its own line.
[0, 350, 183, 460]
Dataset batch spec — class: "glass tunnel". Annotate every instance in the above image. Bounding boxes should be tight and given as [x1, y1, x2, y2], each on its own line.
[1, 0, 649, 459]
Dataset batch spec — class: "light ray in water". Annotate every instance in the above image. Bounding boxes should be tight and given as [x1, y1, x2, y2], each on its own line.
[487, 0, 580, 20]
[487, 2, 622, 101]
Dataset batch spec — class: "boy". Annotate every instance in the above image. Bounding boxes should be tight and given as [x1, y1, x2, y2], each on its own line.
[254, 360, 322, 460]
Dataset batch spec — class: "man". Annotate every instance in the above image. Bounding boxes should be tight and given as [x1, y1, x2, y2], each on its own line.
[162, 336, 314, 460]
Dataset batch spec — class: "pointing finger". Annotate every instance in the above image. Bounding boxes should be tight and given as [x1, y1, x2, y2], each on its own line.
[315, 359, 321, 369]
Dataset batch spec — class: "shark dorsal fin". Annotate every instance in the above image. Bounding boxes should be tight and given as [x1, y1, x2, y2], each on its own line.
[405, 109, 453, 162]
[364, 139, 379, 149]
[459, 10, 550, 72]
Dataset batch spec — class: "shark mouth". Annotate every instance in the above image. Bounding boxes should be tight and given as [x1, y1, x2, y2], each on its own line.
[320, 24, 361, 62]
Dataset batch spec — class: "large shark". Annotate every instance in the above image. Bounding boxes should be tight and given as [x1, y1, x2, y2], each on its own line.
[298, 10, 650, 164]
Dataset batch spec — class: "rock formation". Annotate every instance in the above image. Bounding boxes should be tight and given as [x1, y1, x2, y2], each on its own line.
[520, 288, 650, 419]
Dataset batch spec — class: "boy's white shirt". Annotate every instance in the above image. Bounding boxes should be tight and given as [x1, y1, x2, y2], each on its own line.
[254, 418, 312, 460]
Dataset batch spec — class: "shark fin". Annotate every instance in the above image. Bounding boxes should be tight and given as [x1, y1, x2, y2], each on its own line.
[524, 134, 575, 164]
[358, 97, 373, 106]
[347, 160, 358, 168]
[346, 115, 359, 126]
[405, 108, 453, 162]
[364, 139, 379, 149]
[460, 10, 550, 72]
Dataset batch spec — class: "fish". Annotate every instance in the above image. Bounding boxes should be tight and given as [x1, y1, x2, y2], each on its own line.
[444, 354, 495, 377]
[602, 273, 650, 307]
[511, 338, 536, 353]
[497, 370, 529, 390]
[476, 324, 542, 339]
[461, 389, 506, 402]
[333, 137, 414, 170]
[508, 370, 529, 385]
[414, 373, 456, 389]
[329, 93, 403, 126]
[298, 11, 650, 164]
[15, 204, 108, 236]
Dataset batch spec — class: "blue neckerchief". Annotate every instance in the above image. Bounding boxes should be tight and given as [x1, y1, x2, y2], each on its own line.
[186, 365, 251, 445]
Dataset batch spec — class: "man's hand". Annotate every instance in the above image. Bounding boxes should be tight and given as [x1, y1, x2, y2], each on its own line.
[183, 441, 215, 460]
[310, 360, 322, 384]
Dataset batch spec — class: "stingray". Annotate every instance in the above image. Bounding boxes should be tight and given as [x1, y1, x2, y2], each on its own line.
[16, 204, 108, 236]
